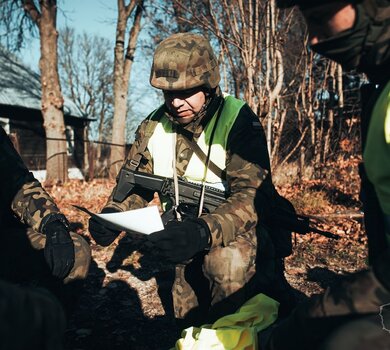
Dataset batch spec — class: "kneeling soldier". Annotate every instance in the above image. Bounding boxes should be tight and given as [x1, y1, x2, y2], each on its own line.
[89, 32, 290, 326]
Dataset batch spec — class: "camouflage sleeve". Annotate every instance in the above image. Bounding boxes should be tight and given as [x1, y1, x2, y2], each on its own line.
[0, 126, 35, 206]
[0, 126, 61, 233]
[104, 118, 154, 212]
[201, 105, 271, 247]
[11, 180, 62, 233]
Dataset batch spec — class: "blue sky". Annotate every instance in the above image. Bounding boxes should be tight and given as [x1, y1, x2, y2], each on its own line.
[22, 0, 117, 68]
[21, 0, 161, 142]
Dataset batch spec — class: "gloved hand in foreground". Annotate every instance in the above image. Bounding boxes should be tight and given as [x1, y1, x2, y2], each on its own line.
[148, 218, 211, 263]
[42, 214, 75, 279]
[88, 208, 121, 246]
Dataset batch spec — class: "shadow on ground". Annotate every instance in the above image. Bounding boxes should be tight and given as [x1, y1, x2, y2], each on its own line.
[306, 266, 353, 289]
[65, 235, 179, 350]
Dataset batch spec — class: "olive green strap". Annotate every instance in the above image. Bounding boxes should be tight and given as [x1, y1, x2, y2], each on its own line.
[126, 106, 164, 171]
[180, 99, 226, 180]
[181, 135, 225, 179]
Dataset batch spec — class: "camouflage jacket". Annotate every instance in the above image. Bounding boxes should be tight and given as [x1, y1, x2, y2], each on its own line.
[105, 92, 274, 248]
[0, 126, 61, 232]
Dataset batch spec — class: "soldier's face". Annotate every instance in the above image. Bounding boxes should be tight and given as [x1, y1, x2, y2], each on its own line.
[163, 88, 206, 125]
[302, 3, 356, 44]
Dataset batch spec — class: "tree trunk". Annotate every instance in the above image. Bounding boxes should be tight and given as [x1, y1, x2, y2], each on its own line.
[299, 145, 305, 181]
[109, 0, 143, 178]
[323, 62, 337, 162]
[271, 108, 286, 163]
[337, 64, 344, 108]
[39, 0, 67, 182]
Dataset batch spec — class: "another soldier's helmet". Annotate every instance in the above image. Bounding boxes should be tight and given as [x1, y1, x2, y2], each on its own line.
[277, 0, 390, 83]
[276, 0, 363, 9]
[150, 33, 221, 91]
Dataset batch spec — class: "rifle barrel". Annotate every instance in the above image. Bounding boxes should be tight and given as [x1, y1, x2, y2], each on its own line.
[310, 227, 340, 240]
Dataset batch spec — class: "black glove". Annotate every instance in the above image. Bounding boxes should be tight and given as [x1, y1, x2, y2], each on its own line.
[148, 218, 211, 263]
[42, 215, 75, 279]
[88, 208, 121, 246]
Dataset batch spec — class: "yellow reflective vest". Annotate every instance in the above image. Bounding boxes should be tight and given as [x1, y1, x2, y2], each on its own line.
[364, 80, 390, 217]
[147, 94, 246, 191]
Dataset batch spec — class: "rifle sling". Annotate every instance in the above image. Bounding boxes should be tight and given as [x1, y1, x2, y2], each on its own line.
[126, 137, 146, 171]
[181, 135, 225, 180]
[126, 107, 163, 171]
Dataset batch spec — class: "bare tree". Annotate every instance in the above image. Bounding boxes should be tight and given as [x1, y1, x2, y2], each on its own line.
[146, 1, 360, 178]
[1, 0, 68, 182]
[109, 0, 144, 178]
[159, 0, 287, 164]
[58, 27, 114, 165]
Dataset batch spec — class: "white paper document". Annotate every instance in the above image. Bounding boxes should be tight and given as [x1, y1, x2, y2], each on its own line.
[73, 205, 163, 235]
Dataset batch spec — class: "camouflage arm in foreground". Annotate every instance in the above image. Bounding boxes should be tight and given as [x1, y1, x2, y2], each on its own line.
[11, 180, 62, 233]
[265, 264, 390, 350]
[0, 126, 61, 232]
[0, 126, 35, 207]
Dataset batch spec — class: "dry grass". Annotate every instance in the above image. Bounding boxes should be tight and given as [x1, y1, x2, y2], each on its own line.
[45, 155, 367, 349]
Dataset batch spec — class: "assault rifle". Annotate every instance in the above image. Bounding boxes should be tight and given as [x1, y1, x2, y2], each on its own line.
[113, 168, 339, 240]
[114, 168, 226, 213]
[270, 204, 340, 240]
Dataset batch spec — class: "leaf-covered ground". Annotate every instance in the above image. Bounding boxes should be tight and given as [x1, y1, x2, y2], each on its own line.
[45, 156, 367, 350]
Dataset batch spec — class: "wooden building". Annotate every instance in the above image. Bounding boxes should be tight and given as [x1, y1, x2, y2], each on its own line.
[0, 48, 92, 172]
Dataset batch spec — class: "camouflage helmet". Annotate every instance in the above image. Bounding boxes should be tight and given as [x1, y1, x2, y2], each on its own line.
[150, 33, 220, 91]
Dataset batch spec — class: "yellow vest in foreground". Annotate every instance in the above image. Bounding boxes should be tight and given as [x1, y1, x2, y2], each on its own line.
[364, 80, 390, 216]
[173, 293, 279, 350]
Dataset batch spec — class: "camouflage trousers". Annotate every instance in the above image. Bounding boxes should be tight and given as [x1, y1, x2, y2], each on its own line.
[172, 231, 259, 324]
[322, 314, 390, 350]
[265, 267, 390, 350]
[0, 225, 91, 284]
[0, 279, 65, 350]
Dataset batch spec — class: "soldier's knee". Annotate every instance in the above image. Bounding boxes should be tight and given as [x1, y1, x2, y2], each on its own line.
[203, 242, 255, 285]
[65, 233, 91, 282]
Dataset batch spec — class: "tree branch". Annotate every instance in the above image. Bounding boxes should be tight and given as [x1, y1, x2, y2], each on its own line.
[22, 0, 41, 25]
